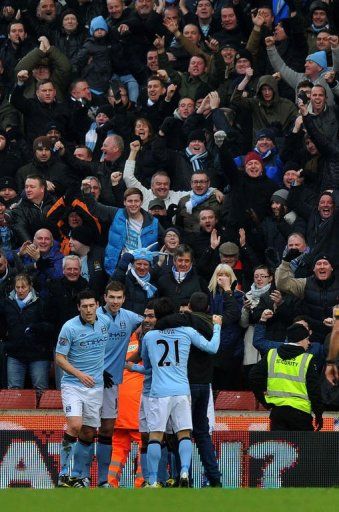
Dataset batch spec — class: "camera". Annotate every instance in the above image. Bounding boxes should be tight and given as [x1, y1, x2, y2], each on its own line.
[297, 90, 309, 104]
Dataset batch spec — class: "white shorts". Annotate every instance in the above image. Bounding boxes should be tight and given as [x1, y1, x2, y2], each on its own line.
[61, 385, 103, 428]
[147, 395, 192, 433]
[139, 394, 150, 433]
[101, 385, 118, 419]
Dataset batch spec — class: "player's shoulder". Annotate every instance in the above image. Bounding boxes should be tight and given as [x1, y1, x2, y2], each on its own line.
[120, 307, 144, 322]
[61, 315, 81, 331]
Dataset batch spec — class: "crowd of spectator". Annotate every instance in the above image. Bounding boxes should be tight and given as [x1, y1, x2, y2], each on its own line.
[0, 0, 338, 398]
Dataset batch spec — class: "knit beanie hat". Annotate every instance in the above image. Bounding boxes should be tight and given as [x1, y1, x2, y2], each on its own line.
[283, 161, 299, 174]
[305, 51, 328, 70]
[187, 129, 206, 144]
[90, 16, 108, 36]
[244, 151, 263, 167]
[255, 128, 276, 144]
[60, 8, 79, 25]
[286, 323, 309, 344]
[310, 0, 329, 16]
[0, 176, 16, 191]
[96, 105, 114, 118]
[313, 254, 334, 268]
[70, 226, 93, 246]
[33, 136, 52, 151]
[271, 189, 289, 206]
[235, 48, 253, 65]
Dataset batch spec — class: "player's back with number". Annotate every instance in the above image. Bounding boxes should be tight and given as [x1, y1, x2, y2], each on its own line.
[142, 325, 220, 398]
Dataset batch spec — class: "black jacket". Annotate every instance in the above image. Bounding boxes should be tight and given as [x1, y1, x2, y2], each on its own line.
[16, 156, 74, 197]
[112, 267, 158, 315]
[156, 267, 204, 310]
[1, 290, 54, 361]
[47, 275, 89, 333]
[10, 84, 71, 144]
[10, 192, 56, 245]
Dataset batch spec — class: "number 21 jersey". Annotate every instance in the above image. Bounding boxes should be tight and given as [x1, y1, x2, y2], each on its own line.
[141, 325, 221, 398]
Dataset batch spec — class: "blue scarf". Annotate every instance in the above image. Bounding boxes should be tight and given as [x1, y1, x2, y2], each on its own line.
[185, 187, 214, 214]
[185, 148, 208, 172]
[311, 22, 330, 33]
[130, 267, 157, 298]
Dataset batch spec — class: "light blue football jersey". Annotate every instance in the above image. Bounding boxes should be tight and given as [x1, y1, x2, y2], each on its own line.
[56, 314, 110, 388]
[141, 325, 221, 397]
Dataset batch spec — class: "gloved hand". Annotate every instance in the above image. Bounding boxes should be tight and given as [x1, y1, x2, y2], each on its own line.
[118, 252, 134, 271]
[159, 117, 177, 136]
[282, 248, 302, 262]
[36, 257, 53, 271]
[315, 414, 323, 431]
[103, 370, 114, 389]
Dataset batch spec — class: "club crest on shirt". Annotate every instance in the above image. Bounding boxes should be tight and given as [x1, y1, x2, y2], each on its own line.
[58, 337, 69, 346]
[120, 321, 126, 329]
[101, 326, 108, 334]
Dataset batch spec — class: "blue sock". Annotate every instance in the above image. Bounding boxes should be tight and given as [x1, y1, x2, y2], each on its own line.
[84, 442, 94, 478]
[147, 441, 161, 485]
[178, 438, 192, 474]
[158, 445, 168, 484]
[97, 436, 112, 485]
[71, 440, 93, 478]
[140, 449, 149, 482]
[59, 433, 77, 476]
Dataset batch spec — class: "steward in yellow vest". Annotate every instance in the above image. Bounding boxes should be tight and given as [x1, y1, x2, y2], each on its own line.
[249, 322, 323, 431]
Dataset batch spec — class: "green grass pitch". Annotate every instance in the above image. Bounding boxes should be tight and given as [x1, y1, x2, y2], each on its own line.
[1, 488, 339, 512]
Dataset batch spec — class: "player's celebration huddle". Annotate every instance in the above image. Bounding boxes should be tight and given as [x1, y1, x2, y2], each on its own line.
[0, 0, 338, 491]
[56, 287, 222, 488]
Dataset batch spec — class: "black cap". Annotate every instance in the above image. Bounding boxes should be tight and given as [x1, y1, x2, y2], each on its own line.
[148, 198, 166, 210]
[0, 176, 17, 191]
[286, 323, 309, 344]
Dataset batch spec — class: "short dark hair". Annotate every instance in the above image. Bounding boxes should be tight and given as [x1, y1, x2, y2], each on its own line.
[297, 80, 313, 91]
[254, 264, 273, 277]
[145, 299, 156, 310]
[26, 174, 47, 188]
[105, 280, 125, 294]
[147, 75, 165, 88]
[189, 292, 209, 313]
[174, 244, 194, 261]
[36, 79, 55, 90]
[124, 187, 143, 201]
[77, 289, 97, 305]
[154, 297, 175, 320]
[8, 21, 26, 34]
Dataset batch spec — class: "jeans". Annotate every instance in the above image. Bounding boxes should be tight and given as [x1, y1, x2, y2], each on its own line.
[7, 357, 50, 391]
[111, 73, 139, 103]
[190, 383, 221, 482]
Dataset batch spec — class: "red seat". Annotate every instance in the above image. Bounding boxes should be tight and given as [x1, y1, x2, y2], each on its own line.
[214, 391, 257, 411]
[0, 389, 37, 409]
[38, 390, 62, 409]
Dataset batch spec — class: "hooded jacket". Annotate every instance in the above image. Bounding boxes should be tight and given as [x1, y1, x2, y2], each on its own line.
[231, 74, 297, 142]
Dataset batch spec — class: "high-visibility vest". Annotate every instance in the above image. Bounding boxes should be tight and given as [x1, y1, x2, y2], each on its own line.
[266, 348, 313, 414]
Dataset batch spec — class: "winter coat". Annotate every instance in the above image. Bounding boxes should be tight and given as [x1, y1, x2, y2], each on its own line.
[156, 267, 204, 310]
[1, 289, 54, 361]
[112, 267, 158, 315]
[209, 289, 243, 358]
[231, 74, 297, 143]
[16, 156, 74, 197]
[10, 85, 71, 144]
[73, 35, 112, 93]
[10, 192, 56, 245]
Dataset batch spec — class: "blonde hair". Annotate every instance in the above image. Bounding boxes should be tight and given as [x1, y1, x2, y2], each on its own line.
[208, 263, 237, 295]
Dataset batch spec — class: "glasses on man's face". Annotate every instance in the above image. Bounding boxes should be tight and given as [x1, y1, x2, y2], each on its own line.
[191, 179, 208, 185]
[254, 274, 270, 279]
